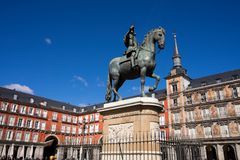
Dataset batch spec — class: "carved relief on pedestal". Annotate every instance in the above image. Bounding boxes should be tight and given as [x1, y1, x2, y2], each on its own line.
[210, 105, 218, 118]
[193, 92, 200, 103]
[109, 123, 133, 140]
[208, 89, 215, 101]
[224, 85, 232, 98]
[227, 102, 236, 116]
[229, 121, 239, 136]
[196, 124, 204, 138]
[194, 107, 202, 121]
[212, 123, 221, 137]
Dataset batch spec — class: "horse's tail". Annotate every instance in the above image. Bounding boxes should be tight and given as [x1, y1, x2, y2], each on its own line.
[105, 73, 112, 102]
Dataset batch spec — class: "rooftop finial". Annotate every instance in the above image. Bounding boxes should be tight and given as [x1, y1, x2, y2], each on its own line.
[172, 32, 182, 68]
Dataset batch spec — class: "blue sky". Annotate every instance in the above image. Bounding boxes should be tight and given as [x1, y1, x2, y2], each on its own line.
[0, 0, 239, 106]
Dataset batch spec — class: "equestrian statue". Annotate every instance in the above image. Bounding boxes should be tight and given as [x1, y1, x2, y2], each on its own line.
[105, 26, 165, 102]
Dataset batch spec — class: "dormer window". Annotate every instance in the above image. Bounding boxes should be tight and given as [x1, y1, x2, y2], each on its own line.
[73, 108, 76, 112]
[201, 82, 207, 86]
[30, 98, 34, 104]
[216, 78, 222, 84]
[13, 94, 18, 100]
[62, 106, 65, 110]
[81, 108, 84, 112]
[232, 75, 239, 80]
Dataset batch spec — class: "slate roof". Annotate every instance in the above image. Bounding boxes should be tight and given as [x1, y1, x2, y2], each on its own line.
[0, 87, 93, 113]
[189, 69, 240, 89]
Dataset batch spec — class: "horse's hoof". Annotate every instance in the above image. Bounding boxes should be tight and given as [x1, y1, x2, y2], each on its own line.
[149, 87, 154, 92]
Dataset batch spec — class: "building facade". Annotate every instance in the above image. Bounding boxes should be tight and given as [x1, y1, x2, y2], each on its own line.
[166, 33, 240, 160]
[0, 87, 103, 159]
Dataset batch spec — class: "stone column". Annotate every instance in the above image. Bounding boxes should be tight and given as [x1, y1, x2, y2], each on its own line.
[236, 144, 240, 160]
[217, 144, 224, 160]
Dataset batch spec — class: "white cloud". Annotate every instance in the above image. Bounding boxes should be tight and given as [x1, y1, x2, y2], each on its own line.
[74, 76, 88, 87]
[44, 38, 52, 45]
[3, 83, 34, 94]
[96, 77, 105, 87]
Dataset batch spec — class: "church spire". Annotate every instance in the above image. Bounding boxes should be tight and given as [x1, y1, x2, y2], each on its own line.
[172, 33, 182, 68]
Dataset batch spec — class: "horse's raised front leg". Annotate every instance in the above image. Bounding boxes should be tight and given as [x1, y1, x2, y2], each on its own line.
[112, 79, 122, 101]
[148, 73, 160, 92]
[140, 67, 147, 97]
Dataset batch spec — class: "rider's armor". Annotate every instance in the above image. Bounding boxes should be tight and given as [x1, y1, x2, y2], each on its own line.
[124, 25, 137, 68]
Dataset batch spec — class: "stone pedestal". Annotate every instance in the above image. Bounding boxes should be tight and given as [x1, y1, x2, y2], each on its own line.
[98, 97, 164, 160]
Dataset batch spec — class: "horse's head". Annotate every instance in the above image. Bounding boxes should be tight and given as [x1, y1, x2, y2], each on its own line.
[152, 27, 165, 49]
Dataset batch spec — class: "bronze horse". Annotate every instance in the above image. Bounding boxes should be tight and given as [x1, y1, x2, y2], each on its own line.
[105, 27, 165, 102]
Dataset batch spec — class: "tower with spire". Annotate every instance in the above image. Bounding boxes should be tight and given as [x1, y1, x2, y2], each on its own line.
[165, 33, 191, 138]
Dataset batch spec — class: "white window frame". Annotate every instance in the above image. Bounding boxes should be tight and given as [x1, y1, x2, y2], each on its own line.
[24, 132, 30, 142]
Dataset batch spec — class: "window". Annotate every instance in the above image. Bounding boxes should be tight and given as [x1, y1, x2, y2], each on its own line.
[89, 124, 94, 133]
[35, 121, 40, 129]
[41, 122, 46, 130]
[26, 120, 32, 128]
[95, 113, 100, 121]
[9, 117, 15, 126]
[35, 109, 41, 117]
[202, 109, 210, 120]
[84, 115, 89, 123]
[24, 132, 30, 142]
[13, 94, 18, 100]
[232, 87, 239, 98]
[79, 116, 83, 123]
[216, 90, 224, 100]
[42, 110, 48, 118]
[159, 115, 165, 126]
[173, 98, 178, 107]
[90, 114, 94, 122]
[89, 137, 92, 144]
[15, 132, 22, 141]
[173, 113, 180, 123]
[17, 118, 24, 127]
[187, 111, 194, 122]
[186, 95, 192, 105]
[32, 133, 39, 142]
[72, 127, 76, 134]
[95, 124, 99, 133]
[0, 115, 5, 125]
[72, 116, 77, 124]
[66, 126, 71, 134]
[61, 125, 65, 133]
[189, 128, 196, 139]
[30, 98, 34, 104]
[6, 130, 13, 140]
[78, 126, 83, 134]
[235, 104, 240, 116]
[28, 107, 34, 115]
[52, 112, 58, 121]
[20, 105, 26, 114]
[62, 114, 66, 122]
[0, 129, 3, 140]
[11, 104, 18, 112]
[172, 84, 178, 93]
[201, 93, 207, 102]
[1, 102, 8, 111]
[221, 125, 229, 137]
[219, 107, 227, 118]
[204, 127, 212, 138]
[51, 124, 56, 132]
[174, 130, 181, 138]
[67, 116, 72, 123]
[84, 125, 89, 134]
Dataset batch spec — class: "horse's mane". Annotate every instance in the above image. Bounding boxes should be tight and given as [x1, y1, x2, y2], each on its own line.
[141, 28, 162, 47]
